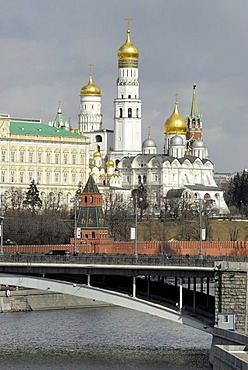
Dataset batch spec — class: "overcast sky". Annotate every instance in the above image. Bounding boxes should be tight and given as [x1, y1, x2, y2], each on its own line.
[0, 0, 247, 173]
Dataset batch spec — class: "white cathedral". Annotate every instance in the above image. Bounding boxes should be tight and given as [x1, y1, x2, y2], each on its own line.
[77, 21, 229, 215]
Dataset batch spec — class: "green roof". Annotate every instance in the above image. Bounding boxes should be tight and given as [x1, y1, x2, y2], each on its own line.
[10, 121, 85, 138]
[77, 207, 107, 229]
[83, 175, 100, 194]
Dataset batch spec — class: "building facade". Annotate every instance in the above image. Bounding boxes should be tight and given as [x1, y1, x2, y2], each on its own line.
[0, 109, 89, 209]
[86, 21, 229, 215]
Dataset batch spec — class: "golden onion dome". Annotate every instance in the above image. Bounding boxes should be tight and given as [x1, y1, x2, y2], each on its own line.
[118, 29, 139, 60]
[93, 150, 101, 158]
[80, 66, 101, 96]
[106, 159, 114, 168]
[164, 99, 187, 134]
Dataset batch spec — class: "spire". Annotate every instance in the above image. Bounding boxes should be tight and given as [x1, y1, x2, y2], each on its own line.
[174, 93, 179, 114]
[125, 16, 132, 43]
[148, 126, 151, 139]
[88, 63, 93, 84]
[54, 101, 64, 128]
[190, 83, 199, 119]
[186, 83, 203, 142]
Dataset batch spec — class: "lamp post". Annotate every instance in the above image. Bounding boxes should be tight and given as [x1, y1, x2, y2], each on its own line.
[134, 195, 138, 260]
[0, 216, 3, 255]
[131, 191, 143, 261]
[71, 196, 79, 256]
[199, 200, 203, 260]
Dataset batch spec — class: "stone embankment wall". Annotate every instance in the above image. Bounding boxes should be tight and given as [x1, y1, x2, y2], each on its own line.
[0, 289, 110, 313]
[210, 328, 248, 369]
[215, 261, 248, 332]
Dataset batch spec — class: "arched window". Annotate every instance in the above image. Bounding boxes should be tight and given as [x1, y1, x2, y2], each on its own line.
[95, 135, 102, 143]
[128, 94, 131, 99]
[85, 196, 87, 203]
[138, 175, 142, 184]
[128, 108, 132, 118]
[136, 108, 139, 118]
[143, 175, 147, 184]
[92, 232, 96, 238]
[119, 108, 123, 118]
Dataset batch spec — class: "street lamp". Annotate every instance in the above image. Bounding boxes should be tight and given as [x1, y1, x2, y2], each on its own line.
[71, 196, 79, 256]
[199, 198, 214, 259]
[131, 191, 143, 260]
[199, 200, 203, 260]
[134, 195, 138, 259]
[0, 216, 3, 255]
[192, 199, 204, 260]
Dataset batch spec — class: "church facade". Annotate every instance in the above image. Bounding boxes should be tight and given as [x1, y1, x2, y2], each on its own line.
[85, 21, 229, 215]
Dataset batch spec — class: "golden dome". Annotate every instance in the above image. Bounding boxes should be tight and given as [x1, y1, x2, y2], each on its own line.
[106, 159, 114, 167]
[80, 65, 101, 96]
[118, 29, 139, 60]
[93, 150, 101, 158]
[164, 99, 187, 134]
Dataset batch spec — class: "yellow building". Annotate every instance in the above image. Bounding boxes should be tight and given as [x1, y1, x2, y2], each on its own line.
[0, 109, 89, 209]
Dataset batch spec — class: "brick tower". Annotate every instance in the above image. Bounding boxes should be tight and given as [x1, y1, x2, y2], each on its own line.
[77, 175, 109, 240]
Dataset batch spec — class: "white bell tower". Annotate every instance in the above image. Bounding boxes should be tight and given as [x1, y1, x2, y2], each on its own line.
[112, 18, 142, 165]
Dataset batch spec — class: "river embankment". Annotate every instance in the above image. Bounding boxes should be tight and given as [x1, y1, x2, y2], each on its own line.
[0, 289, 110, 313]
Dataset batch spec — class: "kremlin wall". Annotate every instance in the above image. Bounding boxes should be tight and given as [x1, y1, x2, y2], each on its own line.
[2, 241, 248, 258]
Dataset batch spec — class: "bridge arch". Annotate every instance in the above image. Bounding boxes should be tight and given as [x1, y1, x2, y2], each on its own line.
[0, 274, 212, 333]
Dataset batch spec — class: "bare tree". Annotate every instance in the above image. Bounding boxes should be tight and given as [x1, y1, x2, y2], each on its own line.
[105, 199, 132, 241]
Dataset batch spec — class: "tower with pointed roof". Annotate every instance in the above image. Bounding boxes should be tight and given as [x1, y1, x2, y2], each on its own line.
[186, 84, 203, 142]
[112, 17, 142, 165]
[76, 175, 109, 240]
[49, 102, 71, 131]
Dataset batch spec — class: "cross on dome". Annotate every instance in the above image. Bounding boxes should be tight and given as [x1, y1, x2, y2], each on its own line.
[125, 16, 132, 30]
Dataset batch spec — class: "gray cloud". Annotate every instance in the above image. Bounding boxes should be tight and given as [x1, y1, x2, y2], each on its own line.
[0, 0, 247, 173]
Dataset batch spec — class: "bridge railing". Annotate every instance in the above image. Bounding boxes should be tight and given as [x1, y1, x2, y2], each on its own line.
[1, 253, 247, 266]
[0, 253, 218, 266]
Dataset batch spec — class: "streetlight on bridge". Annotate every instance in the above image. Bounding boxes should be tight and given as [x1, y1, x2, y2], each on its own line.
[71, 196, 80, 256]
[0, 216, 4, 255]
[131, 189, 143, 260]
[193, 198, 214, 260]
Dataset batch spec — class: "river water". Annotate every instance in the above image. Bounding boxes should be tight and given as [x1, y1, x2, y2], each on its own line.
[0, 307, 212, 369]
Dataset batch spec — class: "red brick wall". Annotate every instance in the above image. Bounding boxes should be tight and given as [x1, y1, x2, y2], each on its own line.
[3, 240, 248, 257]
